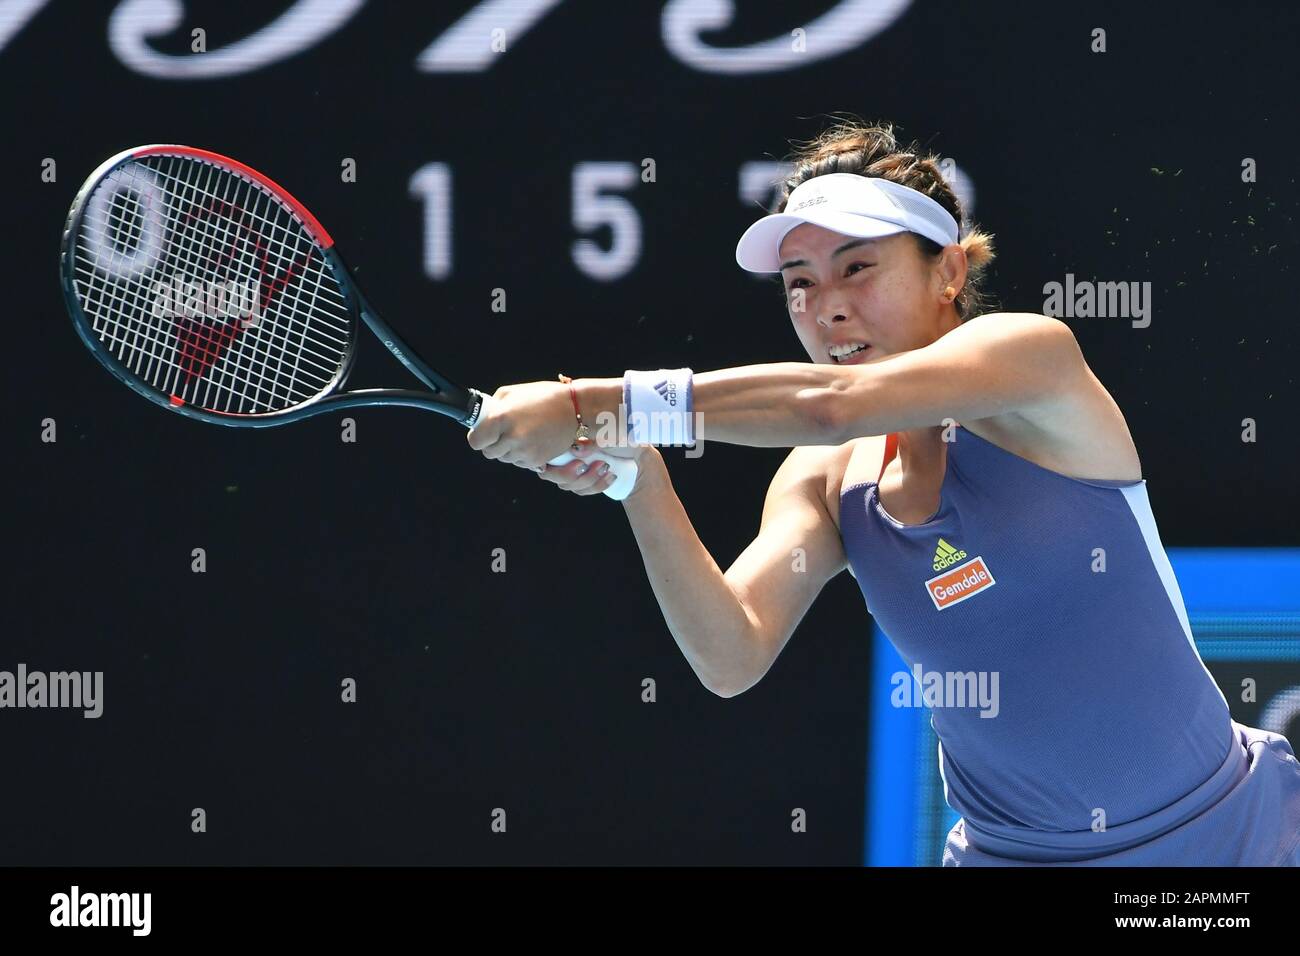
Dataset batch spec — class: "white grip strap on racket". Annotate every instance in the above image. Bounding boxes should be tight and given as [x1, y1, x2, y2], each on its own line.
[473, 394, 638, 501]
[623, 368, 695, 445]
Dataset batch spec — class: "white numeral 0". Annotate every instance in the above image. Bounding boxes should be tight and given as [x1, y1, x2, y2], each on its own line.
[83, 164, 168, 281]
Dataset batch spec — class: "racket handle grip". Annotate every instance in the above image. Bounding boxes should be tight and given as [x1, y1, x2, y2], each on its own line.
[544, 449, 638, 501]
[470, 393, 638, 501]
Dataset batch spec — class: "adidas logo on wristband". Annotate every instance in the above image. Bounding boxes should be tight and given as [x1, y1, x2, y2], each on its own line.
[625, 368, 693, 445]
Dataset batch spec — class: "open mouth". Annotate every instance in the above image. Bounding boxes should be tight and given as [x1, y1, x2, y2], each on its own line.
[829, 343, 871, 363]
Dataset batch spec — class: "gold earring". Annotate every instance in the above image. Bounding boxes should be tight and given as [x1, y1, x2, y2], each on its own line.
[943, 285, 956, 300]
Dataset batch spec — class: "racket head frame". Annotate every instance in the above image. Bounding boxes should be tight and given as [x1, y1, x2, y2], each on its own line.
[60, 144, 483, 428]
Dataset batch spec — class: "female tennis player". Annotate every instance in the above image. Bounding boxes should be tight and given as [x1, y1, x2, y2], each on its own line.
[467, 121, 1300, 866]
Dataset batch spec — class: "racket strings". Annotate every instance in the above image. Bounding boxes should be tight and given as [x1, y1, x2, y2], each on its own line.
[71, 154, 354, 414]
[118, 157, 343, 408]
[176, 313, 241, 382]
[77, 163, 335, 410]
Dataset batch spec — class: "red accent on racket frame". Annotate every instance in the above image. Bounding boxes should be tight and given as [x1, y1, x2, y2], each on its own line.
[130, 145, 335, 248]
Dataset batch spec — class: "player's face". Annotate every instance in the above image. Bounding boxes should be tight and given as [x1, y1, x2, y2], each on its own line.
[777, 225, 955, 366]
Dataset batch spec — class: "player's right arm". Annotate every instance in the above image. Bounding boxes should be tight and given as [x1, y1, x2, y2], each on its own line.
[552, 445, 848, 697]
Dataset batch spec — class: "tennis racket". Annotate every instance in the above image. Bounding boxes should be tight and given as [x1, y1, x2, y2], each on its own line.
[59, 145, 637, 499]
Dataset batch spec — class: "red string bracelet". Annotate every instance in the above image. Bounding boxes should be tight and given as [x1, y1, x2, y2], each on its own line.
[557, 373, 590, 444]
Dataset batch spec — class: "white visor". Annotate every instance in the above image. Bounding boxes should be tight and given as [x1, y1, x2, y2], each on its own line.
[735, 173, 960, 273]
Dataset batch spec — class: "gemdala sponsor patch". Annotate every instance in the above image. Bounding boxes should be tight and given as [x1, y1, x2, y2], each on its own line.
[925, 556, 996, 610]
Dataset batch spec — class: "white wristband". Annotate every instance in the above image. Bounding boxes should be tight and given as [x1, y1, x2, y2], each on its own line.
[623, 368, 694, 446]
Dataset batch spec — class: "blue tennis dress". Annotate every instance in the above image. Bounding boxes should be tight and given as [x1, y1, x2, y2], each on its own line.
[838, 426, 1300, 865]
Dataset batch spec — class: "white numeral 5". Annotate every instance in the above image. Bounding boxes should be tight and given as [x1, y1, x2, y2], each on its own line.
[571, 163, 641, 282]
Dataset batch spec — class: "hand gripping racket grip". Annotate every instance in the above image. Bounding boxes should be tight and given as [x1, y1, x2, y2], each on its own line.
[472, 394, 638, 501]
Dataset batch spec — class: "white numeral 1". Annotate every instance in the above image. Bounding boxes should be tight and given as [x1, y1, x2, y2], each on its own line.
[571, 162, 641, 281]
[409, 163, 452, 280]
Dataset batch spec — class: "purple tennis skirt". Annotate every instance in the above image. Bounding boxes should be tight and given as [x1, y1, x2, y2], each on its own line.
[943, 721, 1300, 866]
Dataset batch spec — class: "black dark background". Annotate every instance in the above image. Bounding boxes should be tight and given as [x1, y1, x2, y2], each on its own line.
[2, 1, 1297, 865]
